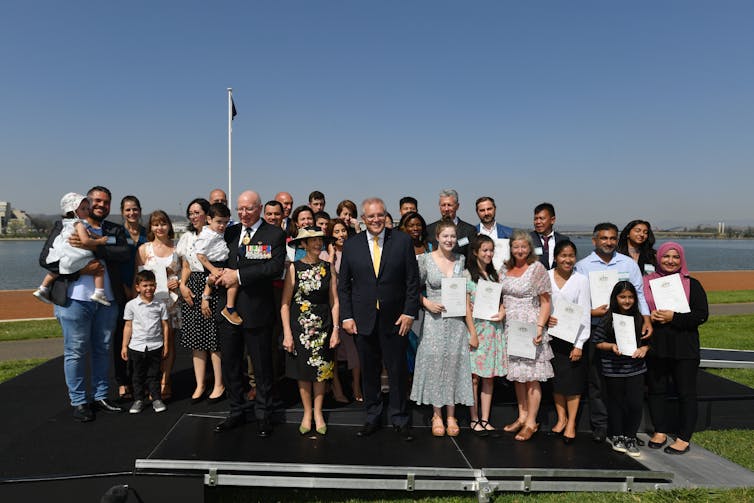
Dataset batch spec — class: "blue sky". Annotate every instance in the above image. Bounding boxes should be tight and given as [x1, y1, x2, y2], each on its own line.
[2, 1, 752, 228]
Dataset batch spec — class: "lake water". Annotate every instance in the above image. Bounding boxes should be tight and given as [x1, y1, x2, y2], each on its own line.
[2, 237, 754, 290]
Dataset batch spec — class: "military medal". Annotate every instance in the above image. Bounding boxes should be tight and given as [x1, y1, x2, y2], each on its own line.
[242, 234, 250, 245]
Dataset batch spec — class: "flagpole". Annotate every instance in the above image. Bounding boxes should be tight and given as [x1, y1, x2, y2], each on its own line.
[227, 88, 233, 207]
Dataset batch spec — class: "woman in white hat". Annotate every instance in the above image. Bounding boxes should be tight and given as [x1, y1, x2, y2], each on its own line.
[281, 227, 340, 436]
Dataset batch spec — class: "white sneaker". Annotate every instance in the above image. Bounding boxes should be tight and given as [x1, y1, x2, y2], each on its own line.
[33, 289, 53, 304]
[611, 436, 627, 453]
[152, 399, 167, 413]
[90, 292, 111, 306]
[625, 437, 641, 457]
[129, 400, 144, 414]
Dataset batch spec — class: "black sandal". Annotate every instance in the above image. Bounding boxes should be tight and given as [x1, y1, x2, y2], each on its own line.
[470, 420, 489, 437]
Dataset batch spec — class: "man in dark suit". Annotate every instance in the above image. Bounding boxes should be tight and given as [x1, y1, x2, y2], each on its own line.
[530, 202, 567, 270]
[213, 190, 286, 436]
[338, 197, 420, 441]
[426, 189, 477, 257]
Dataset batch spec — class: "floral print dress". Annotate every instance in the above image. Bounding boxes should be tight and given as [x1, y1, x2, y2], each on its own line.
[285, 260, 335, 382]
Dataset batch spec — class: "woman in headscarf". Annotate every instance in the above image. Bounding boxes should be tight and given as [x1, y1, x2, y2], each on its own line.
[643, 242, 708, 455]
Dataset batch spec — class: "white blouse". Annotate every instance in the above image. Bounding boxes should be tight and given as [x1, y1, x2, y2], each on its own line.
[176, 231, 204, 273]
[548, 270, 592, 349]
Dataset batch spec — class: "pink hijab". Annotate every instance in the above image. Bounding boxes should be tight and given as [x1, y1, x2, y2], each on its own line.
[643, 241, 691, 312]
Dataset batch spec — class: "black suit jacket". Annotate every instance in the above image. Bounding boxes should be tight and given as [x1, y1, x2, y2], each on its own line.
[223, 220, 286, 329]
[39, 218, 130, 306]
[337, 228, 420, 336]
[529, 230, 568, 270]
[427, 218, 477, 258]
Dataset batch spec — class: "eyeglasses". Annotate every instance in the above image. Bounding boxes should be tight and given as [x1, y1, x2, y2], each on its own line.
[364, 214, 385, 221]
[237, 206, 260, 213]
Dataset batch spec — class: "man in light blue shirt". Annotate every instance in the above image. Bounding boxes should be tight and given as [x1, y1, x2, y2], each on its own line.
[575, 222, 653, 444]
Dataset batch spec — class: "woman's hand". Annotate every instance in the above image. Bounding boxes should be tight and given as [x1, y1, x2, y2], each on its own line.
[201, 298, 212, 318]
[423, 299, 445, 315]
[167, 278, 180, 291]
[533, 325, 544, 345]
[547, 315, 558, 328]
[651, 309, 674, 324]
[469, 333, 479, 350]
[489, 306, 506, 322]
[632, 346, 649, 359]
[180, 283, 194, 306]
[330, 329, 340, 349]
[611, 343, 622, 356]
[569, 347, 582, 362]
[283, 334, 295, 353]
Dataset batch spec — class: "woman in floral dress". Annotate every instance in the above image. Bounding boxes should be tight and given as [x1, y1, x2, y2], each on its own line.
[501, 229, 552, 442]
[464, 235, 506, 435]
[282, 227, 340, 436]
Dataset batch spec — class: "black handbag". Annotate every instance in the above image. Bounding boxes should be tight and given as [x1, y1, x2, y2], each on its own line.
[50, 276, 70, 306]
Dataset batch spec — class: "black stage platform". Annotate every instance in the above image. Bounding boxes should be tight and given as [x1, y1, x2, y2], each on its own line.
[1, 346, 752, 502]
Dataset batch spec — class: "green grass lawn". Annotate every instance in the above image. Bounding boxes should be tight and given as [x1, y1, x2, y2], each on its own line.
[706, 290, 754, 304]
[0, 358, 48, 383]
[207, 487, 754, 502]
[0, 319, 61, 342]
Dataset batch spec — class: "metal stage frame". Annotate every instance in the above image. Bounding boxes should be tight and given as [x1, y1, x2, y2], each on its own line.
[136, 459, 672, 502]
[700, 347, 754, 369]
[135, 415, 674, 502]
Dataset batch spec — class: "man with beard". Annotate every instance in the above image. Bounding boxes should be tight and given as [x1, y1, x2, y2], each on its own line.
[575, 222, 652, 443]
[40, 186, 129, 421]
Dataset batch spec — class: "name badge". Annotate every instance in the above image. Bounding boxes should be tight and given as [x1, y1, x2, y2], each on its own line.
[245, 244, 272, 260]
[618, 271, 630, 281]
[534, 246, 543, 256]
[457, 237, 469, 247]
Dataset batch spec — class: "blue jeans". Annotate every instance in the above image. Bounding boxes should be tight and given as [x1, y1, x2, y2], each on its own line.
[55, 300, 119, 406]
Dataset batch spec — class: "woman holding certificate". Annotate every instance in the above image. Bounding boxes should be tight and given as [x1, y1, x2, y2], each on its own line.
[643, 242, 708, 455]
[411, 220, 474, 437]
[547, 240, 591, 444]
[465, 235, 506, 435]
[500, 230, 552, 442]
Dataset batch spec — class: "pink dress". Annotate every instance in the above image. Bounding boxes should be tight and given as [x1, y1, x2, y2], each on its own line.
[501, 261, 554, 383]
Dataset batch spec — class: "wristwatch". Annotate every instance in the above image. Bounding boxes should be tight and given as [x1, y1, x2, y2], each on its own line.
[201, 294, 211, 300]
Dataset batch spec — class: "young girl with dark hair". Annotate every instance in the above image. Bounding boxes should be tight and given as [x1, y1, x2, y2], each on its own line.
[592, 281, 650, 457]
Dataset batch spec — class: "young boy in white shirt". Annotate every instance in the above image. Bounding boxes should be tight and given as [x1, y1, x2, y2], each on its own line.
[195, 202, 242, 325]
[122, 269, 169, 413]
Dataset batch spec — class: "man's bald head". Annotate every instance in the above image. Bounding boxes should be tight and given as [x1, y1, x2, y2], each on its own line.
[275, 191, 293, 218]
[237, 190, 262, 226]
[209, 189, 228, 206]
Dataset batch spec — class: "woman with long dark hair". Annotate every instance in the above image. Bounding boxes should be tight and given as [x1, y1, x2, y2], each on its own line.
[464, 235, 506, 435]
[617, 220, 657, 275]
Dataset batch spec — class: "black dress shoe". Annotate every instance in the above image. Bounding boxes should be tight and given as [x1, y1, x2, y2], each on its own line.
[648, 436, 667, 449]
[73, 404, 94, 422]
[664, 444, 690, 455]
[214, 415, 245, 433]
[592, 430, 607, 443]
[394, 424, 414, 442]
[257, 418, 273, 438]
[357, 422, 380, 437]
[94, 399, 125, 413]
[563, 435, 576, 445]
[191, 396, 205, 405]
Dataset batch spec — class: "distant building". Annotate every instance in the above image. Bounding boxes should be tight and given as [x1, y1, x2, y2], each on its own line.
[0, 201, 11, 234]
[0, 201, 34, 235]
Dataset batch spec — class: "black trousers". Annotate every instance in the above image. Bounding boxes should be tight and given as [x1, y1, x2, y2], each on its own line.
[646, 357, 699, 442]
[604, 374, 645, 438]
[354, 310, 409, 427]
[217, 320, 273, 420]
[586, 341, 608, 433]
[128, 346, 162, 401]
[113, 305, 130, 387]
